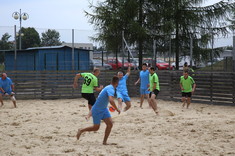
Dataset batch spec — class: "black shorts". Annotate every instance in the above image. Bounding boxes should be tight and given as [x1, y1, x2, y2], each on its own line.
[82, 93, 96, 106]
[182, 92, 192, 98]
[149, 89, 160, 98]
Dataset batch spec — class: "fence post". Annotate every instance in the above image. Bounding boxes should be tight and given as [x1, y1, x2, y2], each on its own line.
[233, 72, 235, 105]
[170, 71, 173, 100]
[210, 72, 213, 104]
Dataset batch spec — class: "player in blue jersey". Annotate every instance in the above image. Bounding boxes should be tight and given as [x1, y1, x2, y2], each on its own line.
[135, 63, 150, 108]
[76, 76, 120, 145]
[116, 64, 131, 112]
[0, 73, 16, 108]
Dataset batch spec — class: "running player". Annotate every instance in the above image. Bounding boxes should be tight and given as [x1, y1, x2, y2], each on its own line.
[73, 68, 103, 118]
[180, 70, 196, 108]
[76, 76, 120, 145]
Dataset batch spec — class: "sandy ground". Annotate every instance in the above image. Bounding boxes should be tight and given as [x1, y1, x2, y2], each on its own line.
[0, 98, 234, 156]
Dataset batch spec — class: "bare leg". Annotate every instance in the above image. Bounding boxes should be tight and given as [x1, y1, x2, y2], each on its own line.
[140, 95, 144, 108]
[123, 101, 131, 112]
[186, 97, 191, 109]
[102, 117, 113, 145]
[182, 97, 186, 107]
[76, 124, 100, 140]
[13, 101, 16, 108]
[85, 110, 92, 121]
[118, 98, 122, 111]
[85, 104, 92, 120]
[145, 94, 151, 108]
[0, 94, 3, 107]
[10, 95, 16, 108]
[150, 94, 158, 114]
[88, 104, 92, 110]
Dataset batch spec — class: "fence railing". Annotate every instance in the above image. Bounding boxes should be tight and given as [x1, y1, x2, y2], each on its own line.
[5, 70, 235, 105]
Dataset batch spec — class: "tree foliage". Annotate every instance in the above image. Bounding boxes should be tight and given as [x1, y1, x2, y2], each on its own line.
[18, 27, 41, 49]
[85, 0, 235, 69]
[41, 29, 62, 46]
[0, 33, 13, 50]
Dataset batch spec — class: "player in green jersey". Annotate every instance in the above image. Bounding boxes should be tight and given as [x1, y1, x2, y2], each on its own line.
[148, 67, 160, 114]
[73, 68, 103, 118]
[180, 70, 196, 108]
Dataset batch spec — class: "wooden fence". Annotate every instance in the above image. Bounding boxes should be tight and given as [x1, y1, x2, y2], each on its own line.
[5, 70, 235, 106]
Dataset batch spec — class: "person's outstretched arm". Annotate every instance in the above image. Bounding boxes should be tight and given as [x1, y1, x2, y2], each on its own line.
[94, 85, 104, 92]
[126, 64, 131, 76]
[73, 73, 81, 88]
[135, 78, 140, 85]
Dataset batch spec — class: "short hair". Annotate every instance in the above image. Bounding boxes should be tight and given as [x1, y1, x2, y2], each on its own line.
[150, 67, 155, 71]
[117, 71, 123, 75]
[184, 70, 189, 74]
[142, 63, 147, 66]
[112, 76, 119, 84]
[93, 68, 100, 73]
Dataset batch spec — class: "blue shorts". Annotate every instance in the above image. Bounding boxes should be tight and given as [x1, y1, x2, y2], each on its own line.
[140, 88, 150, 95]
[0, 90, 12, 95]
[92, 108, 111, 125]
[117, 91, 131, 102]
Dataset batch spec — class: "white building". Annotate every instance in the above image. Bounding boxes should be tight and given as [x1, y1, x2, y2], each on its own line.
[62, 43, 94, 60]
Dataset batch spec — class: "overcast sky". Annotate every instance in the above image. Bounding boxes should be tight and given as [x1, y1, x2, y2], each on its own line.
[0, 0, 233, 47]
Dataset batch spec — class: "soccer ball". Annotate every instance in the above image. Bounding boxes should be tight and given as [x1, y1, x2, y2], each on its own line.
[109, 106, 115, 112]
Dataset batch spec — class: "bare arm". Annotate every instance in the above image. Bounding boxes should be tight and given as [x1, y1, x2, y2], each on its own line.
[109, 96, 120, 114]
[126, 64, 131, 76]
[94, 85, 104, 92]
[73, 73, 82, 88]
[11, 84, 15, 92]
[153, 82, 156, 91]
[180, 83, 184, 91]
[135, 78, 140, 85]
[0, 87, 5, 93]
[192, 83, 196, 94]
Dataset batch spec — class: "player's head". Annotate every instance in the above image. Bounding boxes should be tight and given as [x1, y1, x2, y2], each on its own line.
[117, 71, 124, 79]
[183, 70, 189, 78]
[1, 73, 7, 80]
[142, 63, 148, 71]
[93, 68, 100, 76]
[111, 76, 119, 87]
[149, 67, 155, 74]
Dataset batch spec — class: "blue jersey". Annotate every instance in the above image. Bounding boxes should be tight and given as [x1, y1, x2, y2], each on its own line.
[140, 70, 149, 89]
[117, 74, 128, 93]
[0, 77, 13, 93]
[92, 85, 115, 111]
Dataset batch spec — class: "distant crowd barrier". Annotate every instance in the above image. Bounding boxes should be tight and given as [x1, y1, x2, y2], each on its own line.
[6, 70, 235, 106]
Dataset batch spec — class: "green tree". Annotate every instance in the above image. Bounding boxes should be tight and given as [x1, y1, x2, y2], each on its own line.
[85, 0, 235, 69]
[0, 33, 13, 50]
[158, 0, 235, 69]
[17, 27, 41, 49]
[41, 29, 62, 46]
[0, 33, 14, 64]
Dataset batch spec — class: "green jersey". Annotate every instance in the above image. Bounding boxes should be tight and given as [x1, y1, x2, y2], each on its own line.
[149, 73, 160, 91]
[180, 76, 195, 92]
[81, 73, 98, 93]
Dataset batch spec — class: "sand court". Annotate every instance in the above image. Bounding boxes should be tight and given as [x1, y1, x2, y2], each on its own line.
[0, 98, 234, 156]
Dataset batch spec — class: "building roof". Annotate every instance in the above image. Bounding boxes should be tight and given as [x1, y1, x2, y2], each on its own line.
[1, 45, 90, 53]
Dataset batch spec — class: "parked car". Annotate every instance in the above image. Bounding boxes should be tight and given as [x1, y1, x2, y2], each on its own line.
[106, 58, 134, 70]
[90, 59, 112, 70]
[143, 58, 173, 70]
